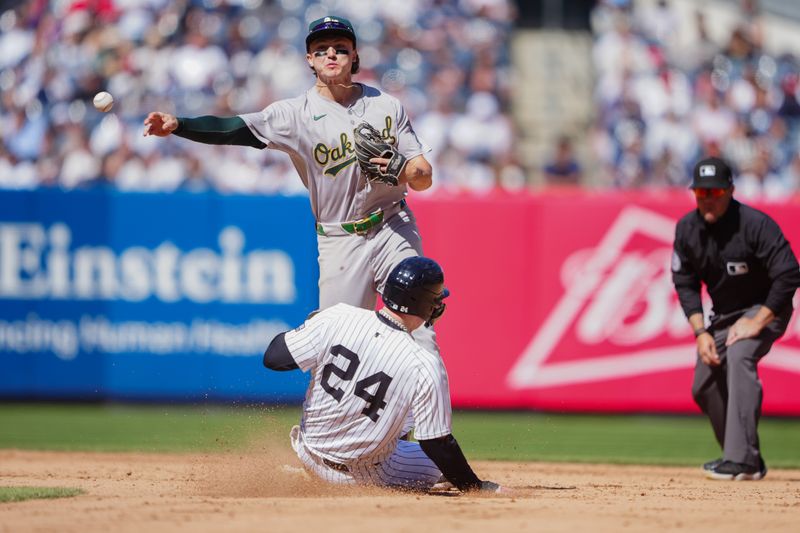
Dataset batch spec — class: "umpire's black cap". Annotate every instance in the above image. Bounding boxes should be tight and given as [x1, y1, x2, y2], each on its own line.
[690, 157, 734, 189]
[306, 16, 357, 51]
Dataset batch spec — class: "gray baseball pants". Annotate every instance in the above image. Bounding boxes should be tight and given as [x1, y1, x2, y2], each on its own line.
[316, 205, 439, 354]
[691, 304, 791, 467]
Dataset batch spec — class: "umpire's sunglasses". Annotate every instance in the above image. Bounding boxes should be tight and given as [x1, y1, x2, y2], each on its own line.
[693, 187, 729, 199]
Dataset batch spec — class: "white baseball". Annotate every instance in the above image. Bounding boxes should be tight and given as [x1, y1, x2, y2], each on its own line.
[93, 91, 114, 112]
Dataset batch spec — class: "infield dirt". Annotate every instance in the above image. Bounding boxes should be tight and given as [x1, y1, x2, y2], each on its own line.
[1, 449, 799, 532]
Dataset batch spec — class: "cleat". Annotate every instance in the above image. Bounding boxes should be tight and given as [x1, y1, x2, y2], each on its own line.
[706, 458, 767, 481]
[702, 457, 723, 472]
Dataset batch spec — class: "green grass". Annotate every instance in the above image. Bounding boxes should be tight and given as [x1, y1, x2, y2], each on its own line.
[0, 403, 294, 453]
[452, 412, 800, 468]
[1, 404, 798, 468]
[0, 486, 83, 503]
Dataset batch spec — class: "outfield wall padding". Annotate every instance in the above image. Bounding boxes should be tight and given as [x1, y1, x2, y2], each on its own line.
[2, 188, 800, 414]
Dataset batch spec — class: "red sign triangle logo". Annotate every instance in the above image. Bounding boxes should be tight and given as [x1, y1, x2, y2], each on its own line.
[507, 206, 800, 389]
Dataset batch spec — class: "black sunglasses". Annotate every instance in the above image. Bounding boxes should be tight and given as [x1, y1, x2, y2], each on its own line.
[312, 48, 351, 57]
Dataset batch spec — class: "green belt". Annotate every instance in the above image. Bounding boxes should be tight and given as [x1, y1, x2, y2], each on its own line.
[316, 211, 383, 236]
[316, 200, 406, 236]
[342, 211, 384, 235]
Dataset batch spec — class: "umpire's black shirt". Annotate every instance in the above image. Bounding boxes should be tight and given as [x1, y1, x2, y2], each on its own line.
[672, 199, 800, 320]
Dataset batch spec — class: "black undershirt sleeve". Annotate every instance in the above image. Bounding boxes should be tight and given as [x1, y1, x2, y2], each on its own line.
[173, 115, 266, 149]
[263, 333, 299, 371]
[418, 434, 482, 491]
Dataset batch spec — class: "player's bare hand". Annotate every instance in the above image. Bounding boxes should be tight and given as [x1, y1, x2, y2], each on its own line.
[725, 317, 761, 347]
[143, 112, 178, 137]
[696, 332, 720, 366]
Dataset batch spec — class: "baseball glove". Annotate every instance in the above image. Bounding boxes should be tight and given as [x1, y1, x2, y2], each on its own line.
[353, 122, 406, 186]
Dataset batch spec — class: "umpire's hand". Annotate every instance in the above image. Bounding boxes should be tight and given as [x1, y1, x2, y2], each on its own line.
[725, 316, 764, 347]
[696, 331, 720, 366]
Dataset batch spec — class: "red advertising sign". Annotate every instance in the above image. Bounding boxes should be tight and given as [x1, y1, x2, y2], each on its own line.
[411, 190, 800, 414]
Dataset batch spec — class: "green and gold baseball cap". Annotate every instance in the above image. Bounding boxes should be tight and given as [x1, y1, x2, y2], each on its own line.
[306, 16, 357, 51]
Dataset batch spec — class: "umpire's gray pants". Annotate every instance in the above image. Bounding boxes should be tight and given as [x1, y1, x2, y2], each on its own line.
[691, 305, 791, 467]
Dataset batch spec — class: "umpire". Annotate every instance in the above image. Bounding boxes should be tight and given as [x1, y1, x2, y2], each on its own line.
[671, 156, 800, 481]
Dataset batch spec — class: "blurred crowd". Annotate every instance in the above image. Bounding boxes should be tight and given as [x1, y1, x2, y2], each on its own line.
[587, 0, 800, 200]
[7, 0, 799, 198]
[0, 0, 517, 195]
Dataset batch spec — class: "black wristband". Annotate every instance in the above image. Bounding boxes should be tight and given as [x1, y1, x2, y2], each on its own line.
[693, 326, 708, 338]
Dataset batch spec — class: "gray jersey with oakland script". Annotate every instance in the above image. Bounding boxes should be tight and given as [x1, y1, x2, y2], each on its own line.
[284, 303, 451, 464]
[239, 84, 429, 223]
[242, 83, 440, 365]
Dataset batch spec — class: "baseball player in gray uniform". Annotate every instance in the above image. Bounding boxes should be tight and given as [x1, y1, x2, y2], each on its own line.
[143, 16, 437, 353]
[263, 256, 507, 493]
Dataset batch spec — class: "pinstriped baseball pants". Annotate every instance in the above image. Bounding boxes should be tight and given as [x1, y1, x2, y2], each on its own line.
[290, 425, 442, 490]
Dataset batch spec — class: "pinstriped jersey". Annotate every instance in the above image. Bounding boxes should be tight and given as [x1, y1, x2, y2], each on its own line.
[238, 83, 429, 224]
[284, 303, 451, 464]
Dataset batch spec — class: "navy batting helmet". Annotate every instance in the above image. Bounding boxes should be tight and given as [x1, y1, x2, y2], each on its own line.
[382, 257, 450, 323]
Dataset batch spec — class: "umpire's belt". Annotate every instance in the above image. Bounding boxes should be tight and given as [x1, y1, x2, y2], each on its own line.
[315, 199, 406, 236]
[708, 308, 748, 331]
[322, 457, 350, 472]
